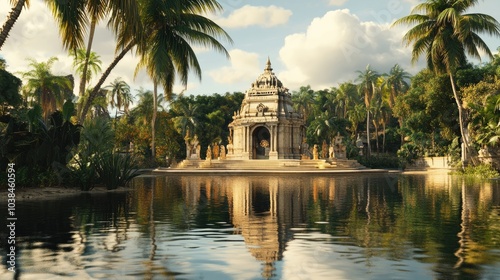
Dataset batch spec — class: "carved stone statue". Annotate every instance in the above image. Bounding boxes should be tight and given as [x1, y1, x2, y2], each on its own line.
[333, 132, 345, 159]
[213, 143, 220, 159]
[220, 145, 226, 160]
[321, 140, 328, 159]
[196, 144, 201, 159]
[206, 145, 212, 161]
[313, 144, 319, 160]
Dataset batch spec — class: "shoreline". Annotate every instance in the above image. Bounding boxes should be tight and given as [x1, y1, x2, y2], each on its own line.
[1, 169, 453, 201]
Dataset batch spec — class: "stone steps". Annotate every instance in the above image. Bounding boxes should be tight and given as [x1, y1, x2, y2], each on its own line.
[174, 159, 365, 170]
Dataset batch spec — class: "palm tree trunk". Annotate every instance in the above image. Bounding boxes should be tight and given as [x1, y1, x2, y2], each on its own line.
[79, 41, 135, 123]
[366, 111, 371, 157]
[152, 80, 158, 160]
[398, 117, 404, 145]
[0, 0, 26, 50]
[449, 73, 472, 166]
[382, 121, 386, 153]
[78, 19, 97, 98]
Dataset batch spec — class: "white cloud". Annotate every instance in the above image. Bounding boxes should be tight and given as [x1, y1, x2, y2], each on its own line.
[214, 5, 292, 28]
[328, 0, 348, 6]
[278, 9, 418, 90]
[208, 49, 260, 84]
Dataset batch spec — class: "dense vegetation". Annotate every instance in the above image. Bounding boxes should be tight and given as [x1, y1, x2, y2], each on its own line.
[2, 0, 500, 189]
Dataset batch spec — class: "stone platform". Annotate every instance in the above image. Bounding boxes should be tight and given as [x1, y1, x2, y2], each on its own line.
[152, 159, 389, 175]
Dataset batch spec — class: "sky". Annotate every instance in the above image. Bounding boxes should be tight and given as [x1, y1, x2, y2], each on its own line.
[1, 0, 500, 99]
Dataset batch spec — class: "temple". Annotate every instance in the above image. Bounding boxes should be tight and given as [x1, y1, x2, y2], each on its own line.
[227, 58, 305, 160]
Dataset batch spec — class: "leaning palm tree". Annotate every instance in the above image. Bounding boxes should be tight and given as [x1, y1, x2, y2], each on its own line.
[0, 0, 30, 50]
[21, 57, 72, 120]
[79, 0, 231, 123]
[393, 0, 500, 165]
[356, 65, 380, 157]
[133, 0, 231, 159]
[45, 0, 140, 101]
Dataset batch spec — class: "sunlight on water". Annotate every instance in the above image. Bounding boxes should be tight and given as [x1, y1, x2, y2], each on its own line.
[1, 173, 500, 279]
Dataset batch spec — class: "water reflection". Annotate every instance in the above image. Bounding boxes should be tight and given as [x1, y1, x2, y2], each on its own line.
[1, 173, 500, 279]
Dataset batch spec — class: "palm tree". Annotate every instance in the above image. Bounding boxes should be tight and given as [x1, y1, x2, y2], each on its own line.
[71, 48, 102, 115]
[356, 65, 380, 157]
[383, 64, 410, 109]
[44, 0, 140, 122]
[292, 85, 316, 121]
[105, 77, 133, 116]
[133, 88, 165, 126]
[172, 101, 200, 140]
[393, 0, 500, 165]
[71, 49, 102, 86]
[347, 103, 366, 138]
[383, 64, 410, 144]
[335, 82, 359, 119]
[0, 0, 30, 50]
[79, 0, 231, 123]
[21, 57, 72, 120]
[132, 0, 231, 159]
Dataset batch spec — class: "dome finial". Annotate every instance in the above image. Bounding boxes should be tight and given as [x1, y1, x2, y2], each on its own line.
[265, 57, 272, 72]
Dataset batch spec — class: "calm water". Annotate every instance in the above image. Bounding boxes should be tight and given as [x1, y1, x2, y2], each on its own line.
[1, 172, 500, 280]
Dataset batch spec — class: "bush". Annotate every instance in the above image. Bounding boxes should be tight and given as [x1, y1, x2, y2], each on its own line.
[356, 154, 401, 169]
[95, 153, 140, 190]
[452, 163, 500, 179]
[397, 143, 421, 168]
[64, 155, 97, 191]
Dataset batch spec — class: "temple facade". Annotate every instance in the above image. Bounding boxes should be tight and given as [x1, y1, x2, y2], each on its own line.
[227, 58, 305, 160]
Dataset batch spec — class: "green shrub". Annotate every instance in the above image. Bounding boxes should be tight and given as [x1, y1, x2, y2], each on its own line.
[357, 154, 401, 169]
[452, 163, 500, 179]
[95, 153, 140, 190]
[397, 143, 421, 168]
[65, 155, 97, 191]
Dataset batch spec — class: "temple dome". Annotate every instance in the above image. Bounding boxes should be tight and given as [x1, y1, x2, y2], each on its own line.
[250, 58, 285, 91]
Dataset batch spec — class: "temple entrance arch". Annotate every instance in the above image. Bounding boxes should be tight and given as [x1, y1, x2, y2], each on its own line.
[252, 126, 270, 159]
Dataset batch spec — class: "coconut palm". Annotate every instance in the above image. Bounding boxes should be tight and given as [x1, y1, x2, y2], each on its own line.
[393, 0, 500, 164]
[45, 0, 140, 101]
[79, 0, 231, 123]
[292, 85, 316, 121]
[347, 103, 366, 138]
[0, 0, 30, 50]
[383, 64, 410, 144]
[335, 82, 359, 119]
[132, 88, 165, 126]
[21, 57, 72, 120]
[383, 64, 410, 108]
[172, 101, 200, 140]
[71, 49, 102, 86]
[44, 0, 140, 122]
[132, 0, 230, 158]
[356, 65, 380, 157]
[105, 77, 133, 116]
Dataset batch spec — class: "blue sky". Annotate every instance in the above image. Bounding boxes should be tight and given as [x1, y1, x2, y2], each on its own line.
[1, 0, 500, 98]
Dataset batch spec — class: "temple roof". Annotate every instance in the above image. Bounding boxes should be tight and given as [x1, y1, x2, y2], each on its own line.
[250, 58, 284, 91]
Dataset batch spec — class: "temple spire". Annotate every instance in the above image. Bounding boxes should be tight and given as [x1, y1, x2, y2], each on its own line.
[264, 57, 273, 72]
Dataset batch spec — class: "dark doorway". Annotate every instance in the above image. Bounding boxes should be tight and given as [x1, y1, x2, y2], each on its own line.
[252, 126, 270, 159]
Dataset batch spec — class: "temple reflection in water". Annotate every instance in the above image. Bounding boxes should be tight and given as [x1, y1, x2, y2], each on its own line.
[178, 175, 367, 278]
[4, 173, 500, 279]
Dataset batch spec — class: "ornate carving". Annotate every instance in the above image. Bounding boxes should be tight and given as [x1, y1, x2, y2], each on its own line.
[257, 103, 267, 112]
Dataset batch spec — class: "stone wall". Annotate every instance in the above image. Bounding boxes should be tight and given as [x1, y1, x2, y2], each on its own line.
[409, 156, 453, 170]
